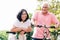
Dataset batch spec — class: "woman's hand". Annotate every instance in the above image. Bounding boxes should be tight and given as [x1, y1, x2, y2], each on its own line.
[21, 28, 27, 32]
[11, 25, 22, 32]
[20, 31, 25, 35]
[22, 26, 32, 32]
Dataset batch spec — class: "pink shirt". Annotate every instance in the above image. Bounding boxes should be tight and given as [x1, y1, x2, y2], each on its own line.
[32, 11, 59, 39]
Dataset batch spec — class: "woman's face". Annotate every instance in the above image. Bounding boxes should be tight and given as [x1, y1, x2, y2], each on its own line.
[21, 11, 27, 21]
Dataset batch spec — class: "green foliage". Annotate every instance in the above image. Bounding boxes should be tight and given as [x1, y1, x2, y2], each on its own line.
[49, 0, 60, 15]
[29, 13, 32, 19]
[0, 31, 8, 40]
[37, 0, 42, 2]
[0, 0, 60, 40]
[0, 30, 34, 40]
[26, 26, 34, 40]
[37, 0, 60, 21]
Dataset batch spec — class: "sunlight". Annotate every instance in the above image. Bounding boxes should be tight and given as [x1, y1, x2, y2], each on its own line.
[0, 0, 38, 30]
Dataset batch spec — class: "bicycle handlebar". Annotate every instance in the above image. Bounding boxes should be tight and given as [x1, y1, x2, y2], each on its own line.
[6, 32, 16, 34]
[36, 25, 55, 28]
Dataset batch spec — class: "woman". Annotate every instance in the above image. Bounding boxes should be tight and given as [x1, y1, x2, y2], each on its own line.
[8, 9, 32, 40]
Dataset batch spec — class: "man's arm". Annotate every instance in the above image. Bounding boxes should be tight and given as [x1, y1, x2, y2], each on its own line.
[31, 11, 39, 26]
[51, 14, 59, 28]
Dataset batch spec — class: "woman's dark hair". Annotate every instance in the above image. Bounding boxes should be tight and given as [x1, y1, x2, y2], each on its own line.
[17, 9, 29, 22]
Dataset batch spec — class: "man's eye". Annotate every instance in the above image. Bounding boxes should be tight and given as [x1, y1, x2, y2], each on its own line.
[43, 7, 47, 8]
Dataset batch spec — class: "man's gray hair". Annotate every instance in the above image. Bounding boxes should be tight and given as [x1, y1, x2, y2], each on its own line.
[41, 2, 50, 8]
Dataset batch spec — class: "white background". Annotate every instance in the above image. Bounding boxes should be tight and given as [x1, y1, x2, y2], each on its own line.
[0, 0, 38, 30]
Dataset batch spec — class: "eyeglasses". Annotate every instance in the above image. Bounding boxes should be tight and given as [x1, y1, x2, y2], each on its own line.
[43, 7, 48, 8]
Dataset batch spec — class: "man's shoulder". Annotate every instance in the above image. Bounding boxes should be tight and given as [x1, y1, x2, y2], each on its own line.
[48, 12, 55, 17]
[48, 12, 55, 15]
[35, 10, 41, 14]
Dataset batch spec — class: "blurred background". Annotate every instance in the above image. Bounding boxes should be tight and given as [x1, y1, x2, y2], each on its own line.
[0, 0, 60, 40]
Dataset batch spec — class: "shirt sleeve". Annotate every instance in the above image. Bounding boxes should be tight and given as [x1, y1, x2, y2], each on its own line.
[13, 20, 20, 27]
[51, 14, 59, 27]
[31, 11, 39, 25]
[27, 19, 31, 27]
[32, 11, 38, 21]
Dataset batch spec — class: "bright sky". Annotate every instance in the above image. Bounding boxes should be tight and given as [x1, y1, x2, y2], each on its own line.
[0, 0, 59, 31]
[0, 0, 38, 30]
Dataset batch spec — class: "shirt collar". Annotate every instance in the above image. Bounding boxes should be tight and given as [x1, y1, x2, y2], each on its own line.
[41, 11, 50, 15]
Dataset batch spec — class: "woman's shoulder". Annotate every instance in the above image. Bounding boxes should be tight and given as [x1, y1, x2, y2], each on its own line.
[25, 19, 31, 26]
[27, 19, 31, 22]
[25, 19, 31, 23]
[14, 19, 21, 24]
[15, 19, 20, 22]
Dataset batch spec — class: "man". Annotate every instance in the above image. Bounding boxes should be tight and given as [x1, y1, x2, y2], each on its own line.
[32, 2, 59, 40]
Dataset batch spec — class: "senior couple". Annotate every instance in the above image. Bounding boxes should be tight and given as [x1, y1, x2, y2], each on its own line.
[8, 2, 60, 40]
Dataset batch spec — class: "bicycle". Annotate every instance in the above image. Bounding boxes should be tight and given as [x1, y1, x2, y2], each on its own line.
[36, 25, 51, 40]
[6, 30, 27, 40]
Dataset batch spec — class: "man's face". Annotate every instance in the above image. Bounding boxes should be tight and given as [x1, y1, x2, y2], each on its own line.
[42, 4, 49, 14]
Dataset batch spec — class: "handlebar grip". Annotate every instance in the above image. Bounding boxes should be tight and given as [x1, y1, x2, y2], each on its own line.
[50, 26, 55, 28]
[37, 25, 42, 28]
[6, 32, 16, 34]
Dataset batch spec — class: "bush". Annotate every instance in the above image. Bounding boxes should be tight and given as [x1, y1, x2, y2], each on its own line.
[0, 31, 8, 40]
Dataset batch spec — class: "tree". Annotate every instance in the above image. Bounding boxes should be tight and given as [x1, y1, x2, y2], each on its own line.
[37, 0, 60, 21]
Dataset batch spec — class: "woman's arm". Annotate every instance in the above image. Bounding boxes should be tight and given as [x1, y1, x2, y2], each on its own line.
[11, 25, 22, 32]
[22, 26, 32, 32]
[27, 26, 32, 32]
